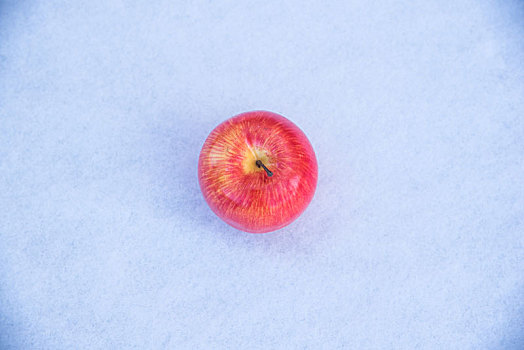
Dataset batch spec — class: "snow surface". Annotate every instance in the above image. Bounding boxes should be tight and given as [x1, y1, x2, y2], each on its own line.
[1, 0, 523, 348]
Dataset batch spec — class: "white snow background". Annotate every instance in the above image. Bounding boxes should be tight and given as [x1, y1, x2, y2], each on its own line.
[0, 0, 523, 348]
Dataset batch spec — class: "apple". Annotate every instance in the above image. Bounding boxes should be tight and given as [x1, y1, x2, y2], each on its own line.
[198, 111, 318, 233]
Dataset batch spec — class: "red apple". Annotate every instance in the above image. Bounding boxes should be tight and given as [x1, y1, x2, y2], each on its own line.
[198, 111, 318, 233]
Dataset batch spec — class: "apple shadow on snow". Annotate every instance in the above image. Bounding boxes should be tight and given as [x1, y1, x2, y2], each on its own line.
[146, 108, 332, 256]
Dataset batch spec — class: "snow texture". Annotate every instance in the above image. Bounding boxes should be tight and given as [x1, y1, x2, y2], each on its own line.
[0, 0, 523, 349]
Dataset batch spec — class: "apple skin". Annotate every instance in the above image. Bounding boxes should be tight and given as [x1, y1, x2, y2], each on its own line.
[198, 111, 318, 233]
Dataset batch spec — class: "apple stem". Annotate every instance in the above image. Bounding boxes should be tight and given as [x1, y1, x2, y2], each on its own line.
[256, 160, 273, 177]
